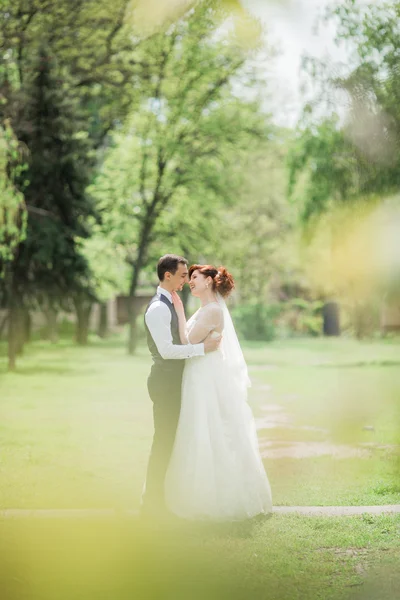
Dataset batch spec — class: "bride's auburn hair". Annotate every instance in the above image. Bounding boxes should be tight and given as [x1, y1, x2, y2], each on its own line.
[189, 264, 235, 298]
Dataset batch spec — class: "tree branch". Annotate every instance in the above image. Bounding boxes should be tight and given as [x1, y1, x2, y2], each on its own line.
[15, 0, 38, 85]
[138, 32, 178, 207]
[26, 205, 58, 220]
[167, 59, 245, 160]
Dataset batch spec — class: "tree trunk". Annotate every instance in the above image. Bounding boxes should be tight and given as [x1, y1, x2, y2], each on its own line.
[97, 302, 108, 338]
[128, 260, 144, 355]
[354, 304, 364, 340]
[0, 313, 8, 340]
[15, 306, 28, 355]
[74, 297, 93, 346]
[23, 309, 31, 344]
[128, 298, 139, 355]
[8, 303, 19, 371]
[44, 307, 59, 343]
[353, 301, 372, 340]
[127, 208, 159, 354]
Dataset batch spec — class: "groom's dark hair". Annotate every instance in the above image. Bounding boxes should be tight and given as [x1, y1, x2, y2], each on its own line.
[157, 254, 188, 281]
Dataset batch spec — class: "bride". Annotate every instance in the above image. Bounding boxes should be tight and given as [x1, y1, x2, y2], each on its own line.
[165, 264, 272, 521]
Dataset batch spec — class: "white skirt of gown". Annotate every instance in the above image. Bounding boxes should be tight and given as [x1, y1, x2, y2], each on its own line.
[165, 348, 272, 521]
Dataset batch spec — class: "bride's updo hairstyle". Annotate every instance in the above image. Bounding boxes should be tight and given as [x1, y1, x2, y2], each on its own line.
[189, 264, 235, 298]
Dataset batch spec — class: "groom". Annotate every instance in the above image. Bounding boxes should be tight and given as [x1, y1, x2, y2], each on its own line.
[141, 254, 220, 517]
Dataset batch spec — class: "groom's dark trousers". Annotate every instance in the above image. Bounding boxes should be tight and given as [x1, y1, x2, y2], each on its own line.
[142, 294, 184, 514]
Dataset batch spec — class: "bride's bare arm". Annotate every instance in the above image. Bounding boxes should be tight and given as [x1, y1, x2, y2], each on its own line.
[186, 304, 223, 344]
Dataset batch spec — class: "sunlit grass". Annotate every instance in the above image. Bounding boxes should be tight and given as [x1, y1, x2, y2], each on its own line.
[247, 337, 400, 506]
[0, 513, 399, 600]
[1, 334, 399, 599]
[0, 334, 399, 509]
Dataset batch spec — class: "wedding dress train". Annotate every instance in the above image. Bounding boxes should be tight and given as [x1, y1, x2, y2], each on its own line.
[165, 295, 272, 521]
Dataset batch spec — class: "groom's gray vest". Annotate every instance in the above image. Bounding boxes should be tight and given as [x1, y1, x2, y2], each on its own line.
[144, 293, 185, 377]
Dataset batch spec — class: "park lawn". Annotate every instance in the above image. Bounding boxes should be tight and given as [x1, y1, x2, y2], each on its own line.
[0, 513, 399, 600]
[0, 337, 153, 510]
[0, 334, 399, 509]
[248, 338, 400, 506]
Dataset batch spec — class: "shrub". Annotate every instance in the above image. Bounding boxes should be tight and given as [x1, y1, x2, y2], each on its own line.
[232, 299, 324, 341]
[231, 303, 282, 341]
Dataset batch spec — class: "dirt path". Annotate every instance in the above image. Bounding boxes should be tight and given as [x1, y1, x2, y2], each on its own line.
[1, 506, 400, 519]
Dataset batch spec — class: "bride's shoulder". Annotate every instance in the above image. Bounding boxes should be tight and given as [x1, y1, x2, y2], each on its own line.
[200, 302, 223, 321]
[202, 302, 222, 313]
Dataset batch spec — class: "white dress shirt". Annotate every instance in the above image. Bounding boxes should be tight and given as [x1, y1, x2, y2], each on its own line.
[145, 286, 205, 360]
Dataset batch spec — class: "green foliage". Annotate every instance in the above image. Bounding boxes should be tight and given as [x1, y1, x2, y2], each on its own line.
[291, 1, 400, 222]
[232, 302, 281, 341]
[0, 0, 145, 287]
[10, 49, 95, 302]
[78, 228, 130, 302]
[215, 135, 295, 304]
[286, 1, 400, 338]
[232, 298, 324, 342]
[373, 480, 400, 496]
[282, 298, 324, 337]
[287, 116, 360, 221]
[333, 0, 400, 196]
[0, 121, 27, 267]
[89, 1, 274, 352]
[0, 0, 140, 140]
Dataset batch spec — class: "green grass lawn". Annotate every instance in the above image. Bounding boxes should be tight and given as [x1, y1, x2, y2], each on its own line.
[0, 336, 153, 510]
[1, 334, 399, 599]
[0, 334, 399, 509]
[0, 513, 399, 600]
[247, 338, 400, 507]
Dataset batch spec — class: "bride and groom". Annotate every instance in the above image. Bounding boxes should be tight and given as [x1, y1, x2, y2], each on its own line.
[141, 254, 272, 521]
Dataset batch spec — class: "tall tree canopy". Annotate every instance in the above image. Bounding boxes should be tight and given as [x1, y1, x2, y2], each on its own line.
[90, 1, 272, 352]
[287, 0, 400, 335]
[0, 0, 145, 366]
[0, 121, 26, 269]
[289, 0, 400, 220]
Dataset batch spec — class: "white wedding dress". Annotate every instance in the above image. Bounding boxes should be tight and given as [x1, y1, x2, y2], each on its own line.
[165, 295, 272, 521]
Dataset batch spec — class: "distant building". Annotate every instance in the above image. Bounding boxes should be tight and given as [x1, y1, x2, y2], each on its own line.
[381, 300, 400, 333]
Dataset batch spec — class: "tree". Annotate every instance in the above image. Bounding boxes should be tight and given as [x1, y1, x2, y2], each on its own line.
[90, 1, 272, 353]
[4, 49, 97, 367]
[0, 0, 152, 361]
[78, 226, 130, 337]
[216, 135, 295, 305]
[0, 0, 146, 362]
[0, 120, 27, 344]
[0, 121, 27, 268]
[0, 0, 262, 150]
[286, 0, 400, 337]
[291, 0, 400, 218]
[126, 0, 263, 48]
[287, 116, 361, 222]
